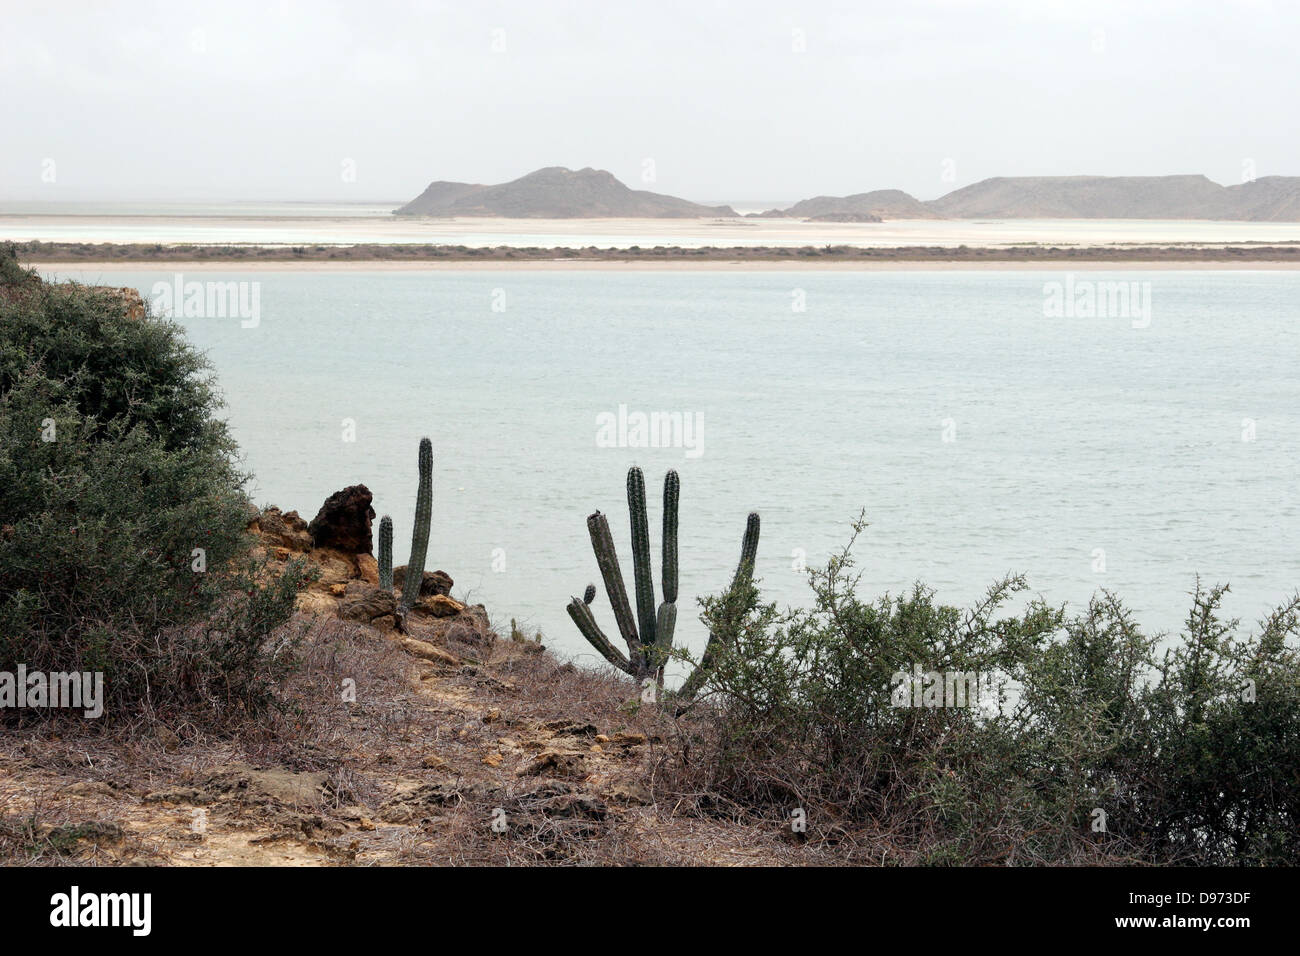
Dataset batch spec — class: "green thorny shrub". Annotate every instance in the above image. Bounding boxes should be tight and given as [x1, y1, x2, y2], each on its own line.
[0, 250, 314, 723]
[681, 514, 1300, 866]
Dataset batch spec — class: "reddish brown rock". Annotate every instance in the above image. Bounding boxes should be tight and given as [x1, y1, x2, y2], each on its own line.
[338, 585, 397, 623]
[252, 507, 313, 552]
[392, 567, 453, 597]
[415, 594, 466, 618]
[310, 547, 361, 587]
[308, 485, 375, 554]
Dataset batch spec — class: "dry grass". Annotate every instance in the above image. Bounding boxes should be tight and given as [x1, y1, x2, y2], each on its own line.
[0, 614, 835, 866]
[6, 610, 1142, 866]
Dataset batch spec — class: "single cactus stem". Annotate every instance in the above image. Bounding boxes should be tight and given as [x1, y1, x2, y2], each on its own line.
[567, 597, 633, 674]
[378, 515, 394, 592]
[662, 469, 679, 604]
[587, 510, 644, 674]
[735, 511, 760, 587]
[678, 512, 761, 701]
[400, 437, 433, 613]
[583, 583, 597, 605]
[627, 466, 657, 652]
[652, 600, 677, 673]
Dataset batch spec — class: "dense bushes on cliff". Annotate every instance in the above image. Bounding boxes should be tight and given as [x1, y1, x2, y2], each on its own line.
[0, 249, 309, 722]
[681, 516, 1300, 865]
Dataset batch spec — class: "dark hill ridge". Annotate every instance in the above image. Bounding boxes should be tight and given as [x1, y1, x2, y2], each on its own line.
[922, 174, 1300, 220]
[396, 169, 1300, 221]
[399, 180, 484, 212]
[926, 174, 1225, 219]
[766, 189, 941, 220]
[395, 167, 737, 218]
[1225, 176, 1300, 221]
[773, 175, 1300, 221]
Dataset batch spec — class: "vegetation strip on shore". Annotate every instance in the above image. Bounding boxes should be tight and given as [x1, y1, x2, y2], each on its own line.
[11, 239, 1300, 265]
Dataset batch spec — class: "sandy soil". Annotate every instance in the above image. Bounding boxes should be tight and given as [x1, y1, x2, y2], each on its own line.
[0, 621, 823, 867]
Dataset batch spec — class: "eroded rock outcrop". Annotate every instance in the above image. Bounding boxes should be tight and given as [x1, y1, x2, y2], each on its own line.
[250, 506, 313, 553]
[249, 492, 493, 658]
[308, 484, 375, 554]
[392, 566, 453, 597]
[338, 581, 398, 629]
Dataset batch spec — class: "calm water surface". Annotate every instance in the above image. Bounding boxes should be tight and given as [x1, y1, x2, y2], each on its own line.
[39, 267, 1300, 673]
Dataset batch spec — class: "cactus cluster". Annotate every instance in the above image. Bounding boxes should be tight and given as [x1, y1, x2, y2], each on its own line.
[566, 466, 759, 698]
[376, 437, 433, 630]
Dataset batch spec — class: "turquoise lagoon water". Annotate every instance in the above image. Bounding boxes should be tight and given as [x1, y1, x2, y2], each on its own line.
[38, 267, 1300, 673]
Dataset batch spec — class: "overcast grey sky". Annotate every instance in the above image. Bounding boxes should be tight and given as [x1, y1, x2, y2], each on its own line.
[2, 0, 1296, 203]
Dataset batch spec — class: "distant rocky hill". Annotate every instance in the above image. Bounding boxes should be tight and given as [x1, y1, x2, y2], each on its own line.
[768, 189, 940, 220]
[1220, 176, 1300, 221]
[805, 211, 883, 223]
[395, 167, 737, 218]
[395, 168, 1300, 221]
[764, 175, 1300, 221]
[926, 174, 1223, 219]
[924, 174, 1300, 220]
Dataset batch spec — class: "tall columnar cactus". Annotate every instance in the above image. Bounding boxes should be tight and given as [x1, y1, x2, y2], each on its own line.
[377, 515, 394, 592]
[565, 466, 759, 697]
[654, 470, 680, 668]
[628, 467, 657, 651]
[661, 470, 678, 604]
[586, 509, 642, 673]
[399, 437, 433, 616]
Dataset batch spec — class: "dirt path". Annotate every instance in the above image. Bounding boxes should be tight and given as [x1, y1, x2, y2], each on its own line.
[0, 623, 812, 866]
